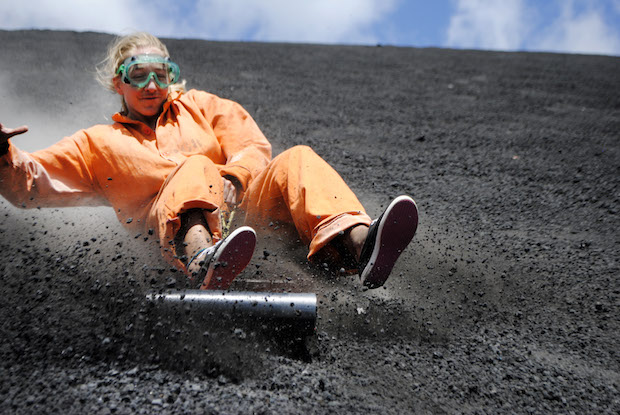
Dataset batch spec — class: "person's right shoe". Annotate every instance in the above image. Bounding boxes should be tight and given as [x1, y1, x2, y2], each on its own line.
[189, 226, 257, 290]
[358, 195, 418, 289]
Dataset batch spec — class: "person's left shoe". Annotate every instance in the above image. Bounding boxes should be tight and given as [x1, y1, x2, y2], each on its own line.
[358, 195, 418, 289]
[189, 226, 257, 290]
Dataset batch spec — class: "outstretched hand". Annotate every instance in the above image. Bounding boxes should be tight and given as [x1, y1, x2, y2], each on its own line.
[0, 123, 29, 147]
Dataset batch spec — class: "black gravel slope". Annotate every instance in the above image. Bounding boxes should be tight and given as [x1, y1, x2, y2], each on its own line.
[0, 30, 618, 414]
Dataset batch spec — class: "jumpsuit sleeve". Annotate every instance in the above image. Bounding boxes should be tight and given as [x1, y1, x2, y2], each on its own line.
[0, 130, 105, 208]
[192, 90, 272, 191]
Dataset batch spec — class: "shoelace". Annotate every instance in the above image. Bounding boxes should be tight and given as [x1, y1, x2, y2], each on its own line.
[186, 240, 221, 270]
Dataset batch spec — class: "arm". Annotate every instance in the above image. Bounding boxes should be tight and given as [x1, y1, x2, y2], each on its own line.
[192, 91, 272, 194]
[0, 126, 104, 208]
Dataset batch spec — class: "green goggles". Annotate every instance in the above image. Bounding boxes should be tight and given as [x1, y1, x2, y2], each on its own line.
[116, 54, 180, 89]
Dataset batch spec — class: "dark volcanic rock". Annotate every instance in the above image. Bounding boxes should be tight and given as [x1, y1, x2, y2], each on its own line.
[0, 29, 618, 414]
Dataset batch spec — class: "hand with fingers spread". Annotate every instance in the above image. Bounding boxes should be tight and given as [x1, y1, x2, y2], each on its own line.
[0, 123, 29, 155]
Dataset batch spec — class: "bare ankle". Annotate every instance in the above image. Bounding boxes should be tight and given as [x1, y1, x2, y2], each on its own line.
[175, 209, 213, 271]
[345, 225, 369, 262]
[185, 224, 213, 252]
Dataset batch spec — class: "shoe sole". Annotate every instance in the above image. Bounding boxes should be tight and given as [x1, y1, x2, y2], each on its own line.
[201, 226, 256, 290]
[360, 196, 418, 289]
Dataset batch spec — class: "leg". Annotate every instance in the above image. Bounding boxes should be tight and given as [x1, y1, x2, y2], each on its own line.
[241, 145, 372, 263]
[146, 155, 226, 270]
[148, 156, 256, 289]
[242, 146, 418, 288]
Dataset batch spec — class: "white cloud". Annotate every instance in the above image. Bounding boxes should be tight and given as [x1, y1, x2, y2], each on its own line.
[444, 0, 620, 56]
[445, 0, 529, 51]
[0, 0, 144, 34]
[0, 0, 399, 46]
[176, 0, 399, 45]
[534, 1, 620, 55]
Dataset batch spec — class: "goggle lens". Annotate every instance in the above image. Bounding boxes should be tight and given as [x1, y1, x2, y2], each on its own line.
[127, 63, 172, 87]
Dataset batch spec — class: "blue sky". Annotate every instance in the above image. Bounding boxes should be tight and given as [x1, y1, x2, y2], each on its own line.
[1, 0, 619, 56]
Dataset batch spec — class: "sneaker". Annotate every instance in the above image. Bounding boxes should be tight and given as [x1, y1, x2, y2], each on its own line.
[358, 196, 418, 289]
[189, 226, 257, 290]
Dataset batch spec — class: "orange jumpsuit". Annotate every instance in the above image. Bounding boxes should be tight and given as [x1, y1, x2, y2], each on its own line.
[0, 89, 371, 272]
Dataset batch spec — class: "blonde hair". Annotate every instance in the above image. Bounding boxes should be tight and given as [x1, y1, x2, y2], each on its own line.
[96, 32, 186, 113]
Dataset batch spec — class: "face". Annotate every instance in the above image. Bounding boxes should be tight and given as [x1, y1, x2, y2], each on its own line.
[113, 46, 169, 123]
